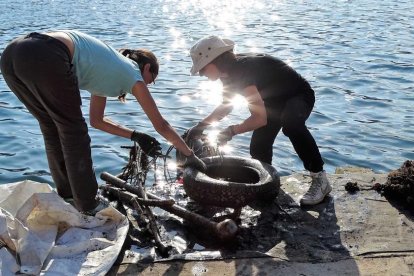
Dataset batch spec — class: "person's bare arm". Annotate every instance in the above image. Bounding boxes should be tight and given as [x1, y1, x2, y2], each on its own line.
[131, 82, 192, 156]
[89, 94, 134, 138]
[200, 102, 233, 125]
[231, 85, 267, 134]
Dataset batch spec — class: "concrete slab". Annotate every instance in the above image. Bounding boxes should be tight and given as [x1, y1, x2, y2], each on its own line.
[109, 255, 414, 275]
[108, 167, 414, 275]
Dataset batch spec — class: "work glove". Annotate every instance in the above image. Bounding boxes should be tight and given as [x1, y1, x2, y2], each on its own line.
[131, 130, 162, 157]
[185, 121, 208, 142]
[182, 152, 207, 172]
[217, 125, 236, 145]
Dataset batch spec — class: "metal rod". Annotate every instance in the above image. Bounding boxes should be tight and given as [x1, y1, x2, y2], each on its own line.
[101, 184, 170, 255]
[100, 172, 238, 240]
[102, 185, 175, 208]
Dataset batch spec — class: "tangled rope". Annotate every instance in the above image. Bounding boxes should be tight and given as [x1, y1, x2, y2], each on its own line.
[119, 134, 224, 188]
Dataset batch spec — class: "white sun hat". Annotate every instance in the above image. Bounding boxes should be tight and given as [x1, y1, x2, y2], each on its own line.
[190, 35, 235, 75]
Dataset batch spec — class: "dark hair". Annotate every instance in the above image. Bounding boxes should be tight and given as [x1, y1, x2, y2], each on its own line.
[210, 50, 237, 73]
[119, 48, 159, 76]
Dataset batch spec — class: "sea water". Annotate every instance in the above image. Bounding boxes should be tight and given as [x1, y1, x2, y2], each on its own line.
[0, 0, 413, 186]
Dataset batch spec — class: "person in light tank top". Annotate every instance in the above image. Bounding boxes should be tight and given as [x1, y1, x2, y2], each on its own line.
[0, 30, 206, 215]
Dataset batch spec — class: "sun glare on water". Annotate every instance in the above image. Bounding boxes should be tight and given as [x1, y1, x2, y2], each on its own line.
[197, 81, 223, 105]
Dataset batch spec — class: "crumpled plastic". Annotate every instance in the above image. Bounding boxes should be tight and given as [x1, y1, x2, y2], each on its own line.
[0, 180, 129, 275]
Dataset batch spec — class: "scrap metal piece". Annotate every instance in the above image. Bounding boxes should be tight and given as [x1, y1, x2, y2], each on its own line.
[101, 172, 238, 240]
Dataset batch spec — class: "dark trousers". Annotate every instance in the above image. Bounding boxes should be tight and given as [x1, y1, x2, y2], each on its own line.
[250, 92, 324, 173]
[0, 33, 98, 211]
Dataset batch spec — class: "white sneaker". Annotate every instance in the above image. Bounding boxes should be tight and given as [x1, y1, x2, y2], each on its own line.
[300, 171, 332, 206]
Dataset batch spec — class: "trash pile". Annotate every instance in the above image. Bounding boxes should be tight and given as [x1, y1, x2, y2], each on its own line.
[98, 142, 240, 261]
[98, 145, 414, 267]
[375, 160, 414, 207]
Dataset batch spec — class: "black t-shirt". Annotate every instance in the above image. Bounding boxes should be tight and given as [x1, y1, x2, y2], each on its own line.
[221, 53, 313, 104]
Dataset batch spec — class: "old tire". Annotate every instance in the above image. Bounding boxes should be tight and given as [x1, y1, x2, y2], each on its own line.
[183, 155, 280, 208]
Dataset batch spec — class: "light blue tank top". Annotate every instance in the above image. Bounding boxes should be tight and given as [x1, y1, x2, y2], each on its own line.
[64, 30, 143, 97]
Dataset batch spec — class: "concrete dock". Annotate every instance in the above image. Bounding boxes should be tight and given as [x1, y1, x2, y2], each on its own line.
[108, 167, 414, 275]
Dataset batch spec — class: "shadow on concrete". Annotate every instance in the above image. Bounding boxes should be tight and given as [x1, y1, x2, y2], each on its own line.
[227, 188, 360, 275]
[382, 196, 414, 221]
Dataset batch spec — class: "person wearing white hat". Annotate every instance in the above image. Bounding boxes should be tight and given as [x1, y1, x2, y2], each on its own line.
[186, 35, 331, 206]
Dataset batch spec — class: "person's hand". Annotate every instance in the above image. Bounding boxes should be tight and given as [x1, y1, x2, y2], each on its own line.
[185, 122, 208, 142]
[131, 130, 162, 157]
[217, 125, 236, 145]
[182, 152, 207, 172]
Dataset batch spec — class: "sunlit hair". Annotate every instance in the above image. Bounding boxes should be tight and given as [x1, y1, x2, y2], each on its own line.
[118, 48, 159, 102]
[210, 50, 237, 73]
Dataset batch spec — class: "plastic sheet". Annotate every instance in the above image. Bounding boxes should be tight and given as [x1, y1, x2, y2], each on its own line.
[0, 180, 129, 275]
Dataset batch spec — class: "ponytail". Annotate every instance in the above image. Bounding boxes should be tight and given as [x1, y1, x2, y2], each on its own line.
[119, 48, 159, 75]
[119, 49, 132, 58]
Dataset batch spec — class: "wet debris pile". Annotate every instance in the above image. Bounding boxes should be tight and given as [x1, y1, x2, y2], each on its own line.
[98, 144, 238, 260]
[375, 160, 414, 207]
[99, 141, 369, 263]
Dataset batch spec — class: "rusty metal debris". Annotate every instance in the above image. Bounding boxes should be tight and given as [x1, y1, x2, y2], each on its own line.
[98, 142, 238, 258]
[100, 172, 238, 241]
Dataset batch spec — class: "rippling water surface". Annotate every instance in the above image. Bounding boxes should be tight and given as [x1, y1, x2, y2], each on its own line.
[0, 0, 413, 185]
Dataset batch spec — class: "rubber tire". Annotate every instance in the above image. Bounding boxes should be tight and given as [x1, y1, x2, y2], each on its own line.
[183, 155, 280, 208]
